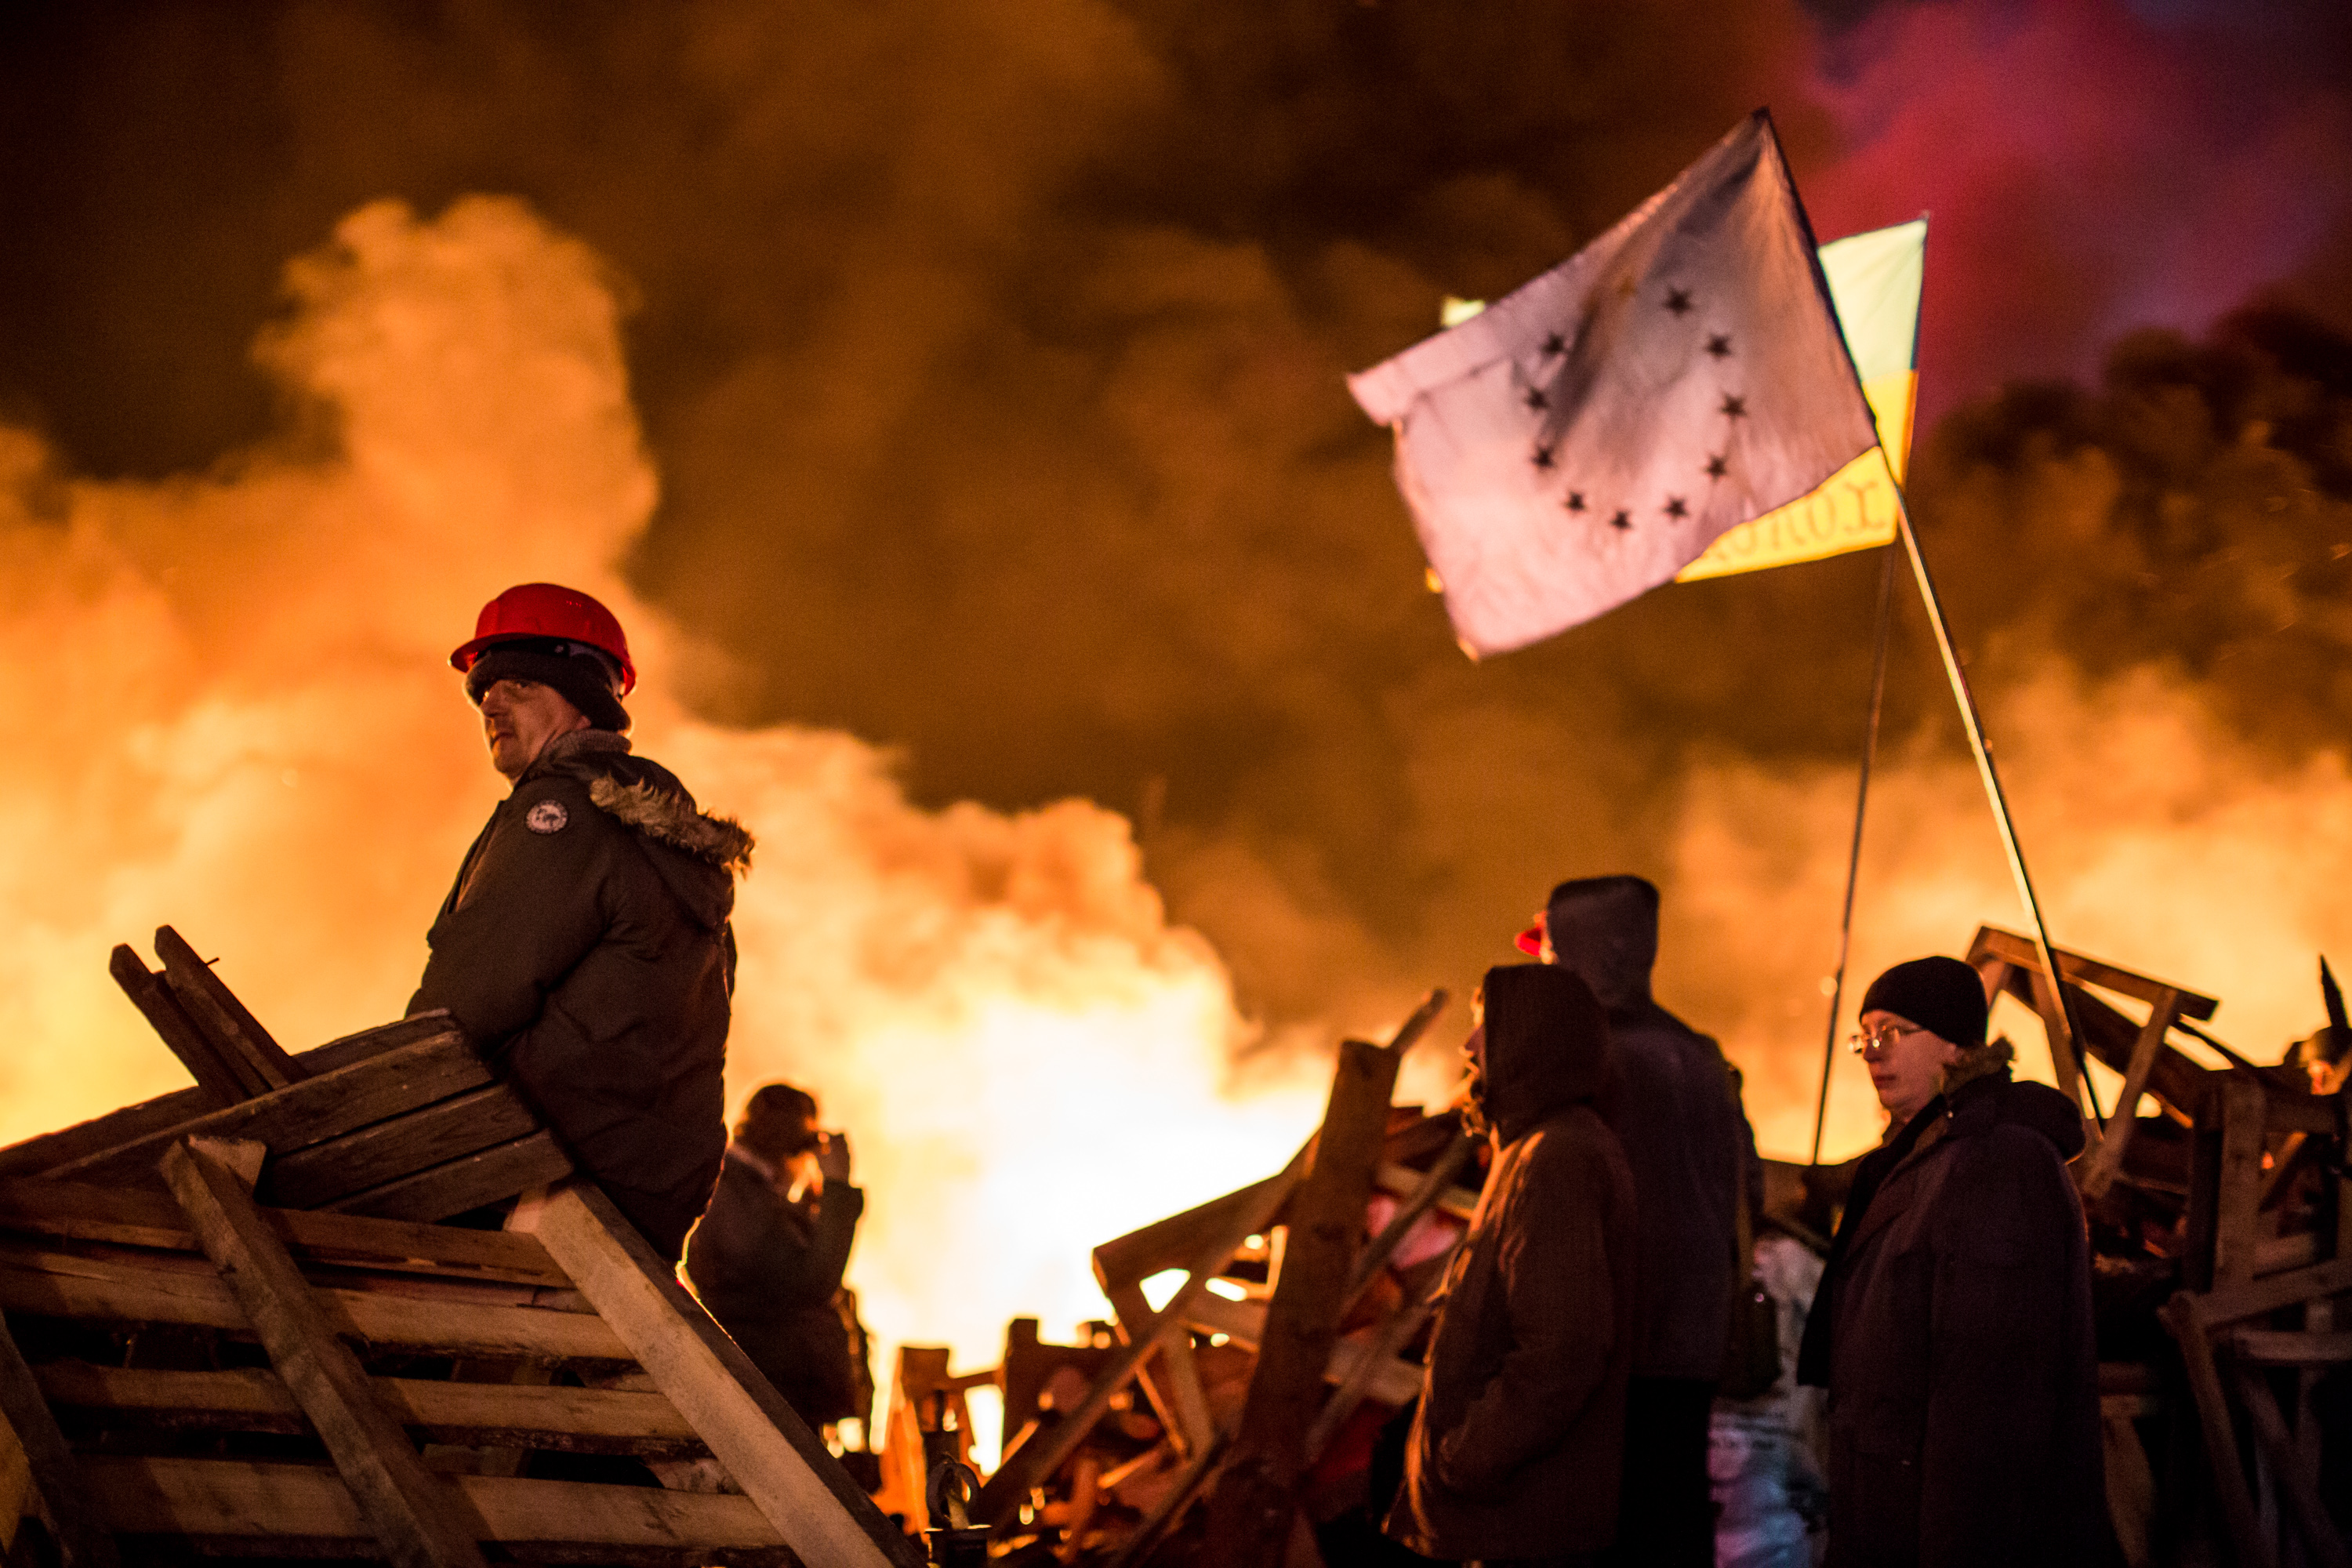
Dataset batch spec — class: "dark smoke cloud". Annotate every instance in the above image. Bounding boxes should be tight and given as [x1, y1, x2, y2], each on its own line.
[3, 0, 2349, 1117]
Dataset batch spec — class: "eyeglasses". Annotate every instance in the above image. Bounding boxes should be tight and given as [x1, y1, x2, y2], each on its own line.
[1847, 1022, 1923, 1056]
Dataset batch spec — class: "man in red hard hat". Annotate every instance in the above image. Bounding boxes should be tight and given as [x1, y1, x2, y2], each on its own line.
[408, 583, 753, 1261]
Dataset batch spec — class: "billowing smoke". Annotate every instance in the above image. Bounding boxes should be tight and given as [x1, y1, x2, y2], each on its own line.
[0, 199, 1338, 1386]
[2, 0, 2350, 1372]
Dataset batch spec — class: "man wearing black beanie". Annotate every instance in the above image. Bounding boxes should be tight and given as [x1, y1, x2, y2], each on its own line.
[1803, 955, 2104, 1567]
[408, 583, 754, 1261]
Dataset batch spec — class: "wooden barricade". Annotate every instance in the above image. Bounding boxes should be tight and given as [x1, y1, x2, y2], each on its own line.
[1966, 927, 2350, 1568]
[0, 929, 923, 1567]
[964, 991, 1473, 1564]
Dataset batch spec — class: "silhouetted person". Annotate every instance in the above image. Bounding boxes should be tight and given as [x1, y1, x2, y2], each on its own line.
[686, 1084, 868, 1429]
[1387, 964, 1638, 1566]
[1538, 876, 1754, 1568]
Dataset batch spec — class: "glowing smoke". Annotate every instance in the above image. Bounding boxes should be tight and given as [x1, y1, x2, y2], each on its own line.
[0, 197, 1338, 1380]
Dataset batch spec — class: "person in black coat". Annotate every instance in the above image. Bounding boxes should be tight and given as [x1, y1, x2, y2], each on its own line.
[1537, 876, 1756, 1568]
[685, 1085, 868, 1430]
[1811, 956, 2104, 1568]
[410, 585, 752, 1261]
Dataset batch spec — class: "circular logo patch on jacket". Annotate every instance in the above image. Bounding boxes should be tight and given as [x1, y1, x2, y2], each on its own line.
[525, 800, 570, 834]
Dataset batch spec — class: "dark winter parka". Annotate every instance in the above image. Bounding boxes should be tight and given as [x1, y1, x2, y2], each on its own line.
[1823, 1069, 2104, 1568]
[1547, 877, 1756, 1380]
[686, 1148, 866, 1425]
[408, 730, 753, 1261]
[1386, 964, 1639, 1563]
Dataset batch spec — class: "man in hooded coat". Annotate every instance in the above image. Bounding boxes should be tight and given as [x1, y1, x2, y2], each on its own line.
[409, 584, 753, 1262]
[1810, 956, 2103, 1567]
[1386, 963, 1639, 1566]
[1540, 876, 1755, 1567]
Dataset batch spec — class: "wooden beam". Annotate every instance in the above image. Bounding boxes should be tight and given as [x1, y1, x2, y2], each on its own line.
[268, 1085, 542, 1209]
[154, 925, 303, 1091]
[109, 945, 248, 1105]
[2080, 989, 2183, 1200]
[2230, 1366, 2351, 1568]
[0, 1013, 455, 1183]
[2190, 1259, 2352, 1332]
[2101, 1404, 2157, 1568]
[982, 1148, 1309, 1528]
[1093, 1167, 1298, 1295]
[43, 1028, 485, 1188]
[514, 1181, 922, 1568]
[2214, 1080, 2271, 1288]
[35, 1362, 705, 1456]
[162, 1138, 491, 1567]
[1200, 1036, 1402, 1567]
[322, 1130, 573, 1224]
[0, 1179, 570, 1288]
[2223, 1330, 2352, 1365]
[1105, 1279, 1214, 1457]
[0, 1306, 121, 1566]
[83, 1456, 792, 1558]
[0, 1250, 625, 1363]
[1370, 1160, 1479, 1224]
[2158, 1295, 2272, 1568]
[1969, 927, 2218, 1019]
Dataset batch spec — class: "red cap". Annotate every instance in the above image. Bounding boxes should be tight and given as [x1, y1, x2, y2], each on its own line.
[448, 583, 637, 695]
[1513, 911, 1547, 957]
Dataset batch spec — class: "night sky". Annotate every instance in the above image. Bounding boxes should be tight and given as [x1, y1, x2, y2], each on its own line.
[6, 0, 2351, 1112]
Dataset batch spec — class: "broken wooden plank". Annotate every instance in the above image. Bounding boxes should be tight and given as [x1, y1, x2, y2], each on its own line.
[983, 1146, 1311, 1529]
[2190, 1259, 2352, 1331]
[0, 1178, 570, 1288]
[0, 1012, 455, 1182]
[43, 1026, 486, 1188]
[516, 1180, 922, 1568]
[1200, 1035, 1403, 1567]
[2222, 1330, 2352, 1366]
[269, 1083, 542, 1209]
[154, 925, 304, 1091]
[1969, 927, 2219, 1019]
[2080, 987, 2183, 1200]
[2215, 1080, 2274, 1289]
[0, 1248, 627, 1364]
[35, 1362, 705, 1456]
[2230, 1365, 2351, 1568]
[324, 1129, 573, 1224]
[2158, 1294, 2274, 1568]
[1094, 1167, 1298, 1295]
[0, 1303, 121, 1567]
[1105, 1279, 1215, 1458]
[162, 1138, 492, 1568]
[84, 1456, 792, 1558]
[110, 943, 249, 1105]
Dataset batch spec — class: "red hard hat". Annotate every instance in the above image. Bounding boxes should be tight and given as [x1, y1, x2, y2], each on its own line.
[448, 583, 637, 695]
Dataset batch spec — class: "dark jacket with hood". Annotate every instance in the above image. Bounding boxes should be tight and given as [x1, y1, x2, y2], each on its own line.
[1386, 964, 1639, 1562]
[409, 730, 753, 1261]
[1548, 877, 1755, 1381]
[1822, 1068, 2104, 1568]
[686, 1147, 866, 1425]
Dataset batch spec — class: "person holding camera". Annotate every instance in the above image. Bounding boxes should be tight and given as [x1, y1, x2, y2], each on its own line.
[685, 1083, 869, 1430]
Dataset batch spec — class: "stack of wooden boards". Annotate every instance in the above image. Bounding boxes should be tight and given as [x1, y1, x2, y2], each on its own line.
[0, 928, 922, 1568]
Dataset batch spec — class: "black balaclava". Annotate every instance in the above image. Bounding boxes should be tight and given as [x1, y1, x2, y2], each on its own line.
[466, 637, 630, 732]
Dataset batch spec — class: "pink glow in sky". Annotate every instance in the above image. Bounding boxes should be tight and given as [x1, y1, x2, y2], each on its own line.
[1799, 0, 2352, 416]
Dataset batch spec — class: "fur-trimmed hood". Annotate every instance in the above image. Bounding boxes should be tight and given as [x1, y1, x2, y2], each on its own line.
[588, 776, 754, 874]
[521, 730, 753, 930]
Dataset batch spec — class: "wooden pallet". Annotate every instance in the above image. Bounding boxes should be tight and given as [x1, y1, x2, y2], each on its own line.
[0, 930, 922, 1568]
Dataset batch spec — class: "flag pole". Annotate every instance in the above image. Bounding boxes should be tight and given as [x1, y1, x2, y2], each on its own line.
[1889, 492, 2103, 1131]
[1809, 545, 1899, 1166]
